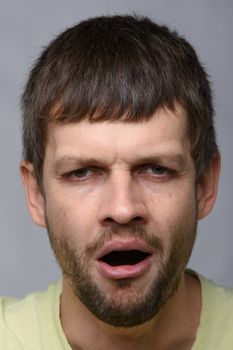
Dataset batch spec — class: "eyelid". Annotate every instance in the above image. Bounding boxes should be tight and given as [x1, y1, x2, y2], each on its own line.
[62, 166, 102, 178]
[61, 163, 178, 180]
[135, 164, 177, 177]
[135, 163, 166, 171]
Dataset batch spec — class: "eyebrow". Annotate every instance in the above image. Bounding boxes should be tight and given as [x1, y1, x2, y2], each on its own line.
[54, 157, 104, 173]
[53, 153, 187, 173]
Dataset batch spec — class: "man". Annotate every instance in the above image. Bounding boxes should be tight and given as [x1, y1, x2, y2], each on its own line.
[1, 14, 232, 349]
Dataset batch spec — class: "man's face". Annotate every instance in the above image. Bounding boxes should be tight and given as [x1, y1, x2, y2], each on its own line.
[40, 107, 198, 327]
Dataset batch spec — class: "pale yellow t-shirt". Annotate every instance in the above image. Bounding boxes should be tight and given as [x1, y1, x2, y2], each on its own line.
[1, 274, 233, 349]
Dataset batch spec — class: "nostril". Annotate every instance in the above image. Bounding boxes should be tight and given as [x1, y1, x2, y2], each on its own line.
[105, 218, 116, 223]
[102, 216, 145, 227]
[133, 216, 145, 223]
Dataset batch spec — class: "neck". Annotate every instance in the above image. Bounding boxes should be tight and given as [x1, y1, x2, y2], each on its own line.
[60, 271, 201, 350]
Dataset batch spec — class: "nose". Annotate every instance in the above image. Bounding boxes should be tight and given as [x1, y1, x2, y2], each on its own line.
[98, 172, 148, 226]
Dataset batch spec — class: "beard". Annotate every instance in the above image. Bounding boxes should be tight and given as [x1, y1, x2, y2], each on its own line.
[46, 216, 197, 328]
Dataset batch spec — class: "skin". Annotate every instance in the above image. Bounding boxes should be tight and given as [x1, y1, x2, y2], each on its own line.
[20, 105, 220, 350]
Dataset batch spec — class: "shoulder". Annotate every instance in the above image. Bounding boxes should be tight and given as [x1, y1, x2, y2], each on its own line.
[199, 273, 233, 313]
[0, 280, 61, 323]
[187, 269, 233, 310]
[194, 273, 233, 349]
[0, 281, 62, 349]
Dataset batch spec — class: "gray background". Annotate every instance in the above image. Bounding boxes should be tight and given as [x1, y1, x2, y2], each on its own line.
[0, 0, 233, 298]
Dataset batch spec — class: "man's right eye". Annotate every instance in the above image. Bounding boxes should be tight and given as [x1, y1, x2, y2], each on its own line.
[71, 168, 92, 178]
[63, 167, 102, 181]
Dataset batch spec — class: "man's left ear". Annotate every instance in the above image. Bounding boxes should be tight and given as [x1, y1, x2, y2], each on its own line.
[196, 152, 221, 220]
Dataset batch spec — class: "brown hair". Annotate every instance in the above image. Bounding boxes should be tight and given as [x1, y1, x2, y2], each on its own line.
[21, 15, 218, 182]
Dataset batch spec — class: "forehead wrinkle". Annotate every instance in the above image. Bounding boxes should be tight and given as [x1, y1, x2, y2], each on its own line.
[47, 105, 188, 152]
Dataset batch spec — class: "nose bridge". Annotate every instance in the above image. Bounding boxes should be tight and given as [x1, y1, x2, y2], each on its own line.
[99, 169, 147, 225]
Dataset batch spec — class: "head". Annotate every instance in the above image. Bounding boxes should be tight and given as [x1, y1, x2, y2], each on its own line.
[21, 14, 218, 183]
[20, 15, 220, 327]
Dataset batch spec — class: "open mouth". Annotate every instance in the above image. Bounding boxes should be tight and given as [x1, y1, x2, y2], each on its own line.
[99, 250, 151, 266]
[96, 240, 154, 279]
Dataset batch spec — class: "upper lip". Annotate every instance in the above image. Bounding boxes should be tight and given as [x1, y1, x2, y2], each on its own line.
[96, 238, 154, 260]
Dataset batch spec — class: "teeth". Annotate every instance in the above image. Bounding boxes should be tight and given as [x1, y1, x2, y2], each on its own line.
[100, 250, 150, 266]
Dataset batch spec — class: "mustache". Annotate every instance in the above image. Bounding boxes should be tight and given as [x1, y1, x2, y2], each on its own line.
[84, 223, 164, 258]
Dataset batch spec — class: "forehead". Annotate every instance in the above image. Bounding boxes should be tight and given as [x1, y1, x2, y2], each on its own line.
[45, 106, 190, 161]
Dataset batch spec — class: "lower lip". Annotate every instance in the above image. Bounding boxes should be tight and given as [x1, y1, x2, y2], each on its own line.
[96, 255, 154, 280]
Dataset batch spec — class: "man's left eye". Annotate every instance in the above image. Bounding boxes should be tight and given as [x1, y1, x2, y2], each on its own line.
[142, 165, 167, 176]
[150, 165, 166, 175]
[70, 168, 94, 178]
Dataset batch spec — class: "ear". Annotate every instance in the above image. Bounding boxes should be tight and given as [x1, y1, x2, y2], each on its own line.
[196, 152, 221, 220]
[20, 161, 46, 227]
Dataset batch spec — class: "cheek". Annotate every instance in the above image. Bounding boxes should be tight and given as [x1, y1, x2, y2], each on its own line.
[44, 189, 99, 245]
[147, 185, 197, 230]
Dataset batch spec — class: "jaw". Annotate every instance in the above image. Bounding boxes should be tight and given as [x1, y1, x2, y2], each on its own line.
[60, 271, 194, 348]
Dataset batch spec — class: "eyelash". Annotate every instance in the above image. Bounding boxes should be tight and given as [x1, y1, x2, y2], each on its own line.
[139, 165, 168, 175]
[62, 165, 175, 182]
[64, 168, 101, 180]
